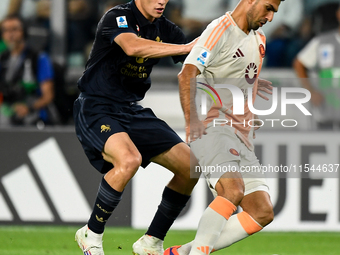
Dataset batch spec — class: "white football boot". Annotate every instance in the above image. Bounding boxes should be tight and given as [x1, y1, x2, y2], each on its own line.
[132, 235, 164, 255]
[75, 225, 104, 255]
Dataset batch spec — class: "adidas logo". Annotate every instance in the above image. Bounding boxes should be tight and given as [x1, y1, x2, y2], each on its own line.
[233, 48, 244, 58]
[0, 137, 91, 222]
[196, 246, 210, 255]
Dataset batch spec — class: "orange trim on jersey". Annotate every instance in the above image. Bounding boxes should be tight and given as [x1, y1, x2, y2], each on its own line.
[208, 23, 231, 51]
[204, 16, 228, 48]
[257, 31, 266, 45]
[204, 17, 231, 51]
[237, 211, 263, 235]
[209, 196, 236, 220]
[253, 33, 265, 104]
[226, 13, 236, 26]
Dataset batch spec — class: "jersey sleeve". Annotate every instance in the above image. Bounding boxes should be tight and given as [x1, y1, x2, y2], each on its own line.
[297, 37, 319, 69]
[37, 53, 54, 83]
[184, 17, 227, 73]
[101, 9, 137, 44]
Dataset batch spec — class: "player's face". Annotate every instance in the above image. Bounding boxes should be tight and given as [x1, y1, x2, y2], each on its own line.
[1, 19, 25, 50]
[136, 0, 169, 22]
[246, 0, 281, 31]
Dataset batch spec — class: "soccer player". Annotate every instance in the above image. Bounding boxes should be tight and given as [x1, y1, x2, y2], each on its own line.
[166, 1, 283, 255]
[293, 4, 340, 130]
[73, 0, 199, 254]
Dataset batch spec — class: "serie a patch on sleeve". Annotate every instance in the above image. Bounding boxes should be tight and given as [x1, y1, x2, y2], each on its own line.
[197, 49, 210, 65]
[116, 16, 128, 28]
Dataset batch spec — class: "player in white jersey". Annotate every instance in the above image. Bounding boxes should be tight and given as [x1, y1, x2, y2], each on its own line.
[165, 1, 283, 255]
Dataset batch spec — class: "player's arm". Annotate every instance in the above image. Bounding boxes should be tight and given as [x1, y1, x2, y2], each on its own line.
[293, 58, 311, 87]
[293, 58, 323, 106]
[293, 37, 324, 106]
[114, 33, 198, 59]
[178, 64, 206, 143]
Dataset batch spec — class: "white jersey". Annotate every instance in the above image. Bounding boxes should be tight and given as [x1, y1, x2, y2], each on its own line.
[184, 12, 266, 150]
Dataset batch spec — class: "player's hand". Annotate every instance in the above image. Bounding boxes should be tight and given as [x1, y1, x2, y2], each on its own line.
[310, 89, 324, 107]
[185, 117, 206, 143]
[185, 37, 200, 53]
[257, 78, 273, 101]
[13, 103, 30, 118]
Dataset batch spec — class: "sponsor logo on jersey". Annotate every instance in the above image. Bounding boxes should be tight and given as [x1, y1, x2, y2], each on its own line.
[245, 62, 258, 84]
[197, 50, 210, 65]
[117, 16, 128, 28]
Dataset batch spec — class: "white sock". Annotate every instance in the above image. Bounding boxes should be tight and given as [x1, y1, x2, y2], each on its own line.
[213, 214, 249, 250]
[178, 213, 262, 255]
[188, 207, 227, 255]
[188, 196, 236, 255]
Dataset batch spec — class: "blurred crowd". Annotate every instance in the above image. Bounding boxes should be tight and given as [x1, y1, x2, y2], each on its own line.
[0, 0, 339, 128]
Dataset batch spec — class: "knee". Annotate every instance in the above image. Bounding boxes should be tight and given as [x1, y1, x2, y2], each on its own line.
[122, 154, 142, 174]
[253, 204, 274, 227]
[227, 186, 244, 205]
[112, 153, 142, 181]
[262, 205, 274, 226]
[216, 181, 244, 206]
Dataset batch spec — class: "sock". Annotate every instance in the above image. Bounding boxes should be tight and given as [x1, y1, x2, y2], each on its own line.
[146, 187, 190, 240]
[213, 211, 263, 250]
[88, 178, 122, 234]
[188, 196, 236, 255]
[178, 211, 262, 255]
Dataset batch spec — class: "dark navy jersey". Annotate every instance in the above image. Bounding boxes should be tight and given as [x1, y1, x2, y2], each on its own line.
[77, 0, 187, 103]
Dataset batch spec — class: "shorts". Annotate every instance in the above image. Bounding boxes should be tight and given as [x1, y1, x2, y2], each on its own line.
[190, 125, 269, 197]
[73, 93, 183, 173]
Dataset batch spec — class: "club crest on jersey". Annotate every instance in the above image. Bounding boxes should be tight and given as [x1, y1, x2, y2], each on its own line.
[197, 50, 210, 65]
[117, 16, 128, 28]
[259, 44, 265, 58]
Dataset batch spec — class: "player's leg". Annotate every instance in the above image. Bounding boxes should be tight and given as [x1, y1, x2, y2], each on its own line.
[208, 144, 274, 251]
[173, 189, 273, 255]
[151, 142, 199, 195]
[186, 162, 244, 255]
[133, 142, 199, 255]
[212, 189, 273, 251]
[76, 132, 142, 255]
[89, 132, 142, 232]
[172, 159, 273, 255]
[167, 127, 244, 255]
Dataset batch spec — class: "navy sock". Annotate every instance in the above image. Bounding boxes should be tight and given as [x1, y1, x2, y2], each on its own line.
[146, 187, 190, 240]
[88, 178, 122, 234]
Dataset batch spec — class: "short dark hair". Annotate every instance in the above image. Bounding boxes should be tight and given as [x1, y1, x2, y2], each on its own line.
[1, 14, 27, 38]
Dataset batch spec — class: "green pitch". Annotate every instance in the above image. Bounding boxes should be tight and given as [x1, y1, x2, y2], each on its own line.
[0, 226, 339, 255]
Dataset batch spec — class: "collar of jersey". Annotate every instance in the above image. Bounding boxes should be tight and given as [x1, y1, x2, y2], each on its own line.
[131, 0, 160, 27]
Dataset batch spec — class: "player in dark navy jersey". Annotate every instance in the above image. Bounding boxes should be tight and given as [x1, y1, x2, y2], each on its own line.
[74, 1, 199, 255]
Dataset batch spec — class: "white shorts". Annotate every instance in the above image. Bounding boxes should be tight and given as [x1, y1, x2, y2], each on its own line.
[191, 125, 269, 197]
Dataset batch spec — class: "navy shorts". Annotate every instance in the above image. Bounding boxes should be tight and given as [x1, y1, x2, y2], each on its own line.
[73, 93, 183, 173]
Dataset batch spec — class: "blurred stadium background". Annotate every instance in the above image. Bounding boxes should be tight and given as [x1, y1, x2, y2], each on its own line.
[0, 0, 340, 254]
